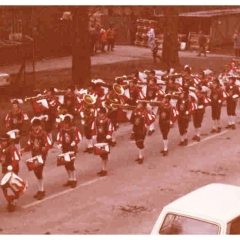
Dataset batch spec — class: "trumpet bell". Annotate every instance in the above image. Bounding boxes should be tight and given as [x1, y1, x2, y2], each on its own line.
[113, 83, 124, 95]
[83, 94, 96, 105]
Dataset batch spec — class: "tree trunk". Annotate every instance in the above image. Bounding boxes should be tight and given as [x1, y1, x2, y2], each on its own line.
[162, 6, 180, 68]
[72, 6, 91, 88]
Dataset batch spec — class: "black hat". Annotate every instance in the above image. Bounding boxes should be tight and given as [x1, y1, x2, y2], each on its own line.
[63, 115, 72, 123]
[98, 107, 107, 114]
[12, 99, 19, 104]
[164, 94, 171, 101]
[0, 133, 10, 141]
[213, 78, 220, 85]
[32, 119, 41, 126]
[150, 69, 155, 75]
[229, 76, 236, 82]
[196, 85, 202, 91]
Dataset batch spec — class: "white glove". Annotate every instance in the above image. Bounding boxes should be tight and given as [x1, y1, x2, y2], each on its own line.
[81, 120, 85, 125]
[218, 100, 222, 103]
[92, 135, 97, 140]
[185, 111, 189, 115]
[71, 141, 76, 147]
[7, 165, 13, 172]
[58, 144, 62, 149]
[106, 135, 111, 140]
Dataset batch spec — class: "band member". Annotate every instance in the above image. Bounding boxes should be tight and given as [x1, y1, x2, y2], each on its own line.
[176, 90, 194, 146]
[158, 94, 178, 156]
[0, 134, 21, 212]
[209, 78, 227, 133]
[56, 104, 69, 131]
[130, 101, 155, 164]
[44, 88, 61, 142]
[225, 76, 239, 129]
[21, 119, 52, 200]
[78, 94, 97, 153]
[5, 99, 29, 152]
[165, 77, 182, 94]
[126, 79, 145, 139]
[57, 115, 82, 188]
[91, 107, 114, 176]
[126, 79, 145, 106]
[192, 85, 211, 141]
[103, 83, 130, 145]
[145, 74, 164, 135]
[64, 85, 77, 115]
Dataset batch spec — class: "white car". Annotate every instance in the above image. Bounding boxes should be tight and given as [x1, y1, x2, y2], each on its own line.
[0, 73, 10, 87]
[151, 183, 240, 235]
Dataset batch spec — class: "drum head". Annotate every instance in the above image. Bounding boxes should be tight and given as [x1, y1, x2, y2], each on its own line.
[1, 172, 12, 186]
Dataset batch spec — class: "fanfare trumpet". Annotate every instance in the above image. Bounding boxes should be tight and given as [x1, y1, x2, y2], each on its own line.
[24, 94, 48, 102]
[115, 75, 134, 83]
[91, 79, 112, 88]
[163, 73, 183, 80]
[110, 103, 136, 110]
[136, 99, 161, 106]
[168, 91, 183, 99]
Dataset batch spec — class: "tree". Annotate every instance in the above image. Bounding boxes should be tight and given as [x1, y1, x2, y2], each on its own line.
[162, 6, 180, 68]
[72, 6, 91, 88]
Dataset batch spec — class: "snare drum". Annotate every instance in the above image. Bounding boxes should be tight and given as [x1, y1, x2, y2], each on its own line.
[1, 172, 27, 197]
[26, 155, 44, 171]
[57, 151, 75, 166]
[94, 143, 110, 155]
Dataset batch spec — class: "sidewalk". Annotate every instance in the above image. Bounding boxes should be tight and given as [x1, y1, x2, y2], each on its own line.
[0, 45, 234, 75]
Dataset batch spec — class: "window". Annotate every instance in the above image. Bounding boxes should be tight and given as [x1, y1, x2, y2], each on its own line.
[159, 213, 220, 235]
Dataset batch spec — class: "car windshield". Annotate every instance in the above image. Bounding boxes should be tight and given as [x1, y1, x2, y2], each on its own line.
[159, 213, 220, 234]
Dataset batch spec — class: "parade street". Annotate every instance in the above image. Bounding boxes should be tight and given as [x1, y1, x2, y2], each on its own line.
[0, 45, 238, 234]
[1, 104, 240, 234]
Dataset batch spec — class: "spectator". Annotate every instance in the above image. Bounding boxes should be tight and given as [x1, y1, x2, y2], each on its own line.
[197, 30, 207, 57]
[233, 29, 240, 57]
[100, 27, 107, 52]
[90, 24, 98, 56]
[147, 24, 161, 63]
[106, 24, 116, 51]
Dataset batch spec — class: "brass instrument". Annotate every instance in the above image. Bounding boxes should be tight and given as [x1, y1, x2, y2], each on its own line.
[136, 99, 161, 106]
[110, 103, 136, 110]
[91, 79, 112, 88]
[113, 83, 125, 95]
[115, 75, 134, 83]
[168, 91, 183, 99]
[83, 94, 96, 106]
[24, 94, 48, 102]
[137, 81, 166, 86]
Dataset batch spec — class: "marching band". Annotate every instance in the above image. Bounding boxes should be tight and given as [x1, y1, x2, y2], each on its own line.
[1, 58, 240, 212]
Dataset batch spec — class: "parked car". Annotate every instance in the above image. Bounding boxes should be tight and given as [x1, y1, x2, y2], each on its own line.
[151, 183, 240, 235]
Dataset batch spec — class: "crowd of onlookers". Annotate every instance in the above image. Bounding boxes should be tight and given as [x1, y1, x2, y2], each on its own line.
[90, 24, 117, 56]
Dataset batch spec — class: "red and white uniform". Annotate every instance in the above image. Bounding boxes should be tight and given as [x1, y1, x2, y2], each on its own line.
[23, 130, 52, 157]
[57, 125, 82, 153]
[5, 108, 29, 130]
[0, 144, 21, 175]
[47, 96, 61, 116]
[91, 116, 114, 142]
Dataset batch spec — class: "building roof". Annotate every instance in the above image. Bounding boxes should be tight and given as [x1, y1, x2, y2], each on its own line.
[154, 8, 240, 18]
[164, 183, 240, 223]
[180, 8, 240, 18]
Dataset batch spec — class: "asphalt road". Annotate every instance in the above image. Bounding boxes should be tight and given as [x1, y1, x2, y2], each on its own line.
[0, 46, 239, 234]
[1, 104, 240, 234]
